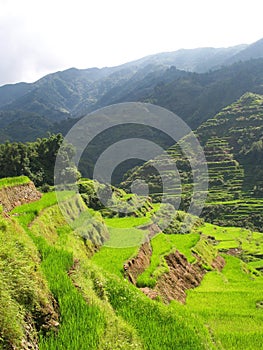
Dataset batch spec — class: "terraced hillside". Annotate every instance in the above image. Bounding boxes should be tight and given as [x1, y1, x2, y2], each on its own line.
[121, 93, 263, 230]
[0, 178, 215, 349]
[197, 92, 263, 194]
[204, 138, 244, 202]
[1, 176, 263, 349]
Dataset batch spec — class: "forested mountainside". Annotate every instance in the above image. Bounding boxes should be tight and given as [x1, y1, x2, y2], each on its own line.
[0, 38, 263, 142]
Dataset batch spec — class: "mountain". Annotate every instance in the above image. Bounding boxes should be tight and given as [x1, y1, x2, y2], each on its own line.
[197, 92, 263, 194]
[0, 37, 263, 142]
[225, 37, 263, 65]
[0, 82, 31, 107]
[121, 93, 263, 230]
[119, 44, 247, 73]
[95, 58, 263, 128]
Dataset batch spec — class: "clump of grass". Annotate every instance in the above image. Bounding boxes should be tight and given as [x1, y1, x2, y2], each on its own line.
[0, 176, 30, 189]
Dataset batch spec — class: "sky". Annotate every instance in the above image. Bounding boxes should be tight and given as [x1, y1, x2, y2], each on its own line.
[0, 0, 262, 86]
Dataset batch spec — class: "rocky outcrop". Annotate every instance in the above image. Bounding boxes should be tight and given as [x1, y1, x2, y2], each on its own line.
[0, 182, 42, 212]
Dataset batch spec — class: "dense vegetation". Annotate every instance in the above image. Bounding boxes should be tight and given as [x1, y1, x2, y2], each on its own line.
[0, 134, 78, 187]
[0, 172, 262, 349]
[0, 182, 212, 349]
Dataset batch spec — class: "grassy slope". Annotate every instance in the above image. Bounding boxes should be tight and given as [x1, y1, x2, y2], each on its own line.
[185, 255, 263, 350]
[9, 193, 212, 349]
[0, 211, 54, 348]
[92, 215, 214, 349]
[184, 223, 263, 349]
[12, 195, 105, 350]
[2, 186, 263, 349]
[96, 216, 263, 349]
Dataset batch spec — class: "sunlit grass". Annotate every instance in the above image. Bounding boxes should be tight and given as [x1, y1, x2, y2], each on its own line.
[104, 215, 151, 228]
[0, 176, 30, 189]
[13, 192, 106, 350]
[6, 183, 263, 349]
[184, 254, 263, 349]
[105, 275, 214, 350]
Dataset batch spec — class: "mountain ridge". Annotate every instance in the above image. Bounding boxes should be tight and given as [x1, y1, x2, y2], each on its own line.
[0, 37, 263, 143]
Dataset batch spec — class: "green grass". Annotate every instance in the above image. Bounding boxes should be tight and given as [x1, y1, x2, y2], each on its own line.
[104, 216, 151, 228]
[91, 217, 150, 277]
[184, 255, 263, 349]
[0, 176, 30, 189]
[11, 191, 74, 227]
[38, 242, 105, 350]
[92, 246, 138, 278]
[13, 193, 107, 350]
[0, 215, 52, 349]
[103, 204, 159, 229]
[4, 181, 263, 349]
[12, 191, 74, 215]
[91, 222, 146, 277]
[197, 223, 263, 255]
[137, 233, 200, 288]
[105, 275, 214, 350]
[105, 227, 147, 248]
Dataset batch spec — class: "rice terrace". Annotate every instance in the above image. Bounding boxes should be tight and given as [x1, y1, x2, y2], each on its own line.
[1, 12, 263, 349]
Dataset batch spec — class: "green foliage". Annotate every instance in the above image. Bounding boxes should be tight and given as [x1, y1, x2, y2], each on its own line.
[92, 246, 138, 278]
[12, 192, 66, 218]
[122, 93, 263, 231]
[13, 191, 107, 350]
[198, 222, 263, 269]
[202, 198, 263, 231]
[152, 205, 203, 234]
[79, 179, 153, 219]
[91, 215, 153, 277]
[38, 243, 105, 350]
[198, 92, 263, 194]
[2, 172, 263, 349]
[185, 254, 263, 349]
[0, 134, 78, 187]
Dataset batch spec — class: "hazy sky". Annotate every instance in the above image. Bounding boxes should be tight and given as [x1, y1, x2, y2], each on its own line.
[0, 0, 262, 86]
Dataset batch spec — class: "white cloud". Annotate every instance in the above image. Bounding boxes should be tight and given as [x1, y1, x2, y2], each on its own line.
[0, 0, 262, 85]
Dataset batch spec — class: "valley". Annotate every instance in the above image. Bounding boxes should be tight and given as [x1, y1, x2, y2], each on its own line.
[1, 37, 263, 350]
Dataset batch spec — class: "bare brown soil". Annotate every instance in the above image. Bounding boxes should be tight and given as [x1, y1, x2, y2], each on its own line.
[0, 182, 42, 212]
[124, 232, 225, 304]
